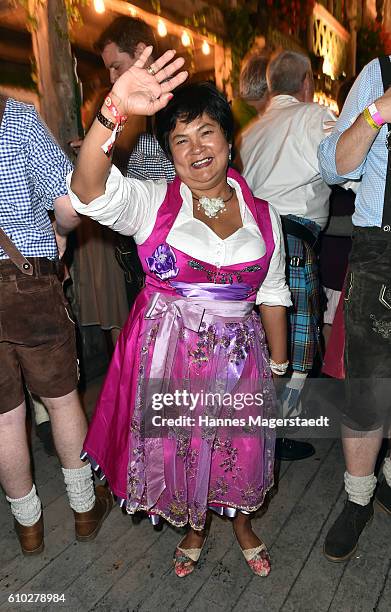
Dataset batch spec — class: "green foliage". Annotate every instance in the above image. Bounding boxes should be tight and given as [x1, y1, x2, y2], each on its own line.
[223, 2, 258, 90]
[14, 0, 86, 30]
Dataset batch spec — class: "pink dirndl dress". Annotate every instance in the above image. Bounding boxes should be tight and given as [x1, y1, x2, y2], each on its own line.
[82, 168, 277, 530]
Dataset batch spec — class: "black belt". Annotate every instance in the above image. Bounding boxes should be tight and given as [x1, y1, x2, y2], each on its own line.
[280, 216, 318, 248]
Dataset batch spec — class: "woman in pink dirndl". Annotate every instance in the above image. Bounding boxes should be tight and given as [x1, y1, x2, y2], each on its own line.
[69, 48, 291, 577]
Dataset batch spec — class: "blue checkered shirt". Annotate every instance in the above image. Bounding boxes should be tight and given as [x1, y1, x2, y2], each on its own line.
[126, 132, 176, 182]
[0, 98, 72, 259]
[318, 57, 390, 228]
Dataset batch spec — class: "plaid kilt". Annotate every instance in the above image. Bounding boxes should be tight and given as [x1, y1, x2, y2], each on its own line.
[285, 216, 322, 372]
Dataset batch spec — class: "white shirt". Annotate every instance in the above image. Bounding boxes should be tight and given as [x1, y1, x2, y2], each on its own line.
[238, 95, 336, 230]
[67, 166, 292, 307]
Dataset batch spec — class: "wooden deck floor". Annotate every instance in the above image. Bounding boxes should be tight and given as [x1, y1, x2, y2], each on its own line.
[0, 380, 390, 612]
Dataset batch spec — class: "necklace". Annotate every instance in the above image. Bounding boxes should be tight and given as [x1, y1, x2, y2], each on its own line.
[192, 187, 234, 219]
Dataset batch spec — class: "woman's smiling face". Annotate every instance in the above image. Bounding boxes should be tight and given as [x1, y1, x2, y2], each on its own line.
[169, 113, 230, 193]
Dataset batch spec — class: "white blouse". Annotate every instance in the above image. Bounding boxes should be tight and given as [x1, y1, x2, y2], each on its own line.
[67, 166, 292, 307]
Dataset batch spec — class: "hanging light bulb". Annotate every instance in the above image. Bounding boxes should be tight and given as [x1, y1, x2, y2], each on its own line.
[94, 0, 105, 14]
[202, 40, 210, 55]
[157, 20, 167, 37]
[181, 31, 191, 47]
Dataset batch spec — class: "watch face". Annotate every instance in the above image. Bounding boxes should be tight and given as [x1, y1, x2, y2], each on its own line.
[105, 96, 112, 108]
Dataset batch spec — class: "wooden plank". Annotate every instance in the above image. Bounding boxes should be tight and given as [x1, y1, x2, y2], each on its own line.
[327, 505, 391, 612]
[131, 440, 335, 612]
[0, 494, 77, 606]
[227, 440, 343, 612]
[76, 446, 311, 610]
[279, 487, 347, 612]
[39, 516, 167, 611]
[376, 559, 391, 612]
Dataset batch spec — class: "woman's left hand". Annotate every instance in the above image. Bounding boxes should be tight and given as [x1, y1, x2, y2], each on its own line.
[111, 46, 188, 117]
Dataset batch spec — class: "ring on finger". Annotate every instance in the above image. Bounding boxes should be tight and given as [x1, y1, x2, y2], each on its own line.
[147, 65, 157, 76]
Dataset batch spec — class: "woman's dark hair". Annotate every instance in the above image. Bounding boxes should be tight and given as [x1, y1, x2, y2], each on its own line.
[155, 82, 234, 159]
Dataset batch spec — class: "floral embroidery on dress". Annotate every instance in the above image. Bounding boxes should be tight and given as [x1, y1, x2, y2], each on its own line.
[208, 476, 229, 501]
[214, 439, 241, 476]
[146, 243, 179, 280]
[128, 465, 141, 498]
[188, 322, 218, 369]
[168, 490, 187, 518]
[188, 259, 261, 284]
[224, 322, 256, 364]
[190, 502, 206, 528]
[176, 433, 191, 457]
[185, 449, 199, 480]
[240, 482, 263, 506]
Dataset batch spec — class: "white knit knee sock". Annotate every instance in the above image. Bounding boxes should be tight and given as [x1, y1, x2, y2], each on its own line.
[382, 456, 391, 487]
[62, 464, 95, 513]
[344, 471, 377, 506]
[6, 484, 42, 527]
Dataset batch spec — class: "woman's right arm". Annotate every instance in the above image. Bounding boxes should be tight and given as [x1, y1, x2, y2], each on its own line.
[71, 46, 187, 205]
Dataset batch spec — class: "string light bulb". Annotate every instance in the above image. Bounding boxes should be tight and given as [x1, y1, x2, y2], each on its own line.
[181, 31, 191, 47]
[94, 0, 105, 14]
[202, 40, 210, 55]
[157, 20, 167, 37]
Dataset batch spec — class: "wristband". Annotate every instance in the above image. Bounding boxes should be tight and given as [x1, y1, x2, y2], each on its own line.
[96, 110, 124, 133]
[103, 94, 127, 125]
[368, 102, 386, 128]
[362, 107, 381, 131]
[101, 94, 127, 156]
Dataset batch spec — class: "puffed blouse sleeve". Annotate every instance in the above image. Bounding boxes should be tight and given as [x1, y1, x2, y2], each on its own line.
[256, 204, 292, 307]
[66, 164, 168, 243]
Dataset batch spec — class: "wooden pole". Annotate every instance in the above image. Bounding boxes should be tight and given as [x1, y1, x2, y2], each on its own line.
[29, 0, 80, 155]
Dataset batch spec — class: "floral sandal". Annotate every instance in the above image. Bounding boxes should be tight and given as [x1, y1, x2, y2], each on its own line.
[241, 542, 271, 576]
[173, 535, 208, 578]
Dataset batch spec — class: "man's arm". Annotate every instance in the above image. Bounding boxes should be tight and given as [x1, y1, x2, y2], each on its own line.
[318, 59, 385, 183]
[335, 110, 382, 175]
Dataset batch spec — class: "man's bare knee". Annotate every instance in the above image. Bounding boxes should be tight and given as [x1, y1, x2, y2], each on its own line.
[41, 389, 80, 412]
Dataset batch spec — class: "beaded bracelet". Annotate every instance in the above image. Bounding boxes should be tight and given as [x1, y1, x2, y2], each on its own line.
[269, 359, 289, 376]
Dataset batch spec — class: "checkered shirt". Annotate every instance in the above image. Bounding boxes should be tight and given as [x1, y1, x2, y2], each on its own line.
[0, 98, 72, 259]
[318, 57, 390, 228]
[126, 132, 176, 182]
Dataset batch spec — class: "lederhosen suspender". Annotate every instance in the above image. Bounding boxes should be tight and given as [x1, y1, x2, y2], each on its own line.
[0, 96, 34, 275]
[379, 56, 391, 232]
